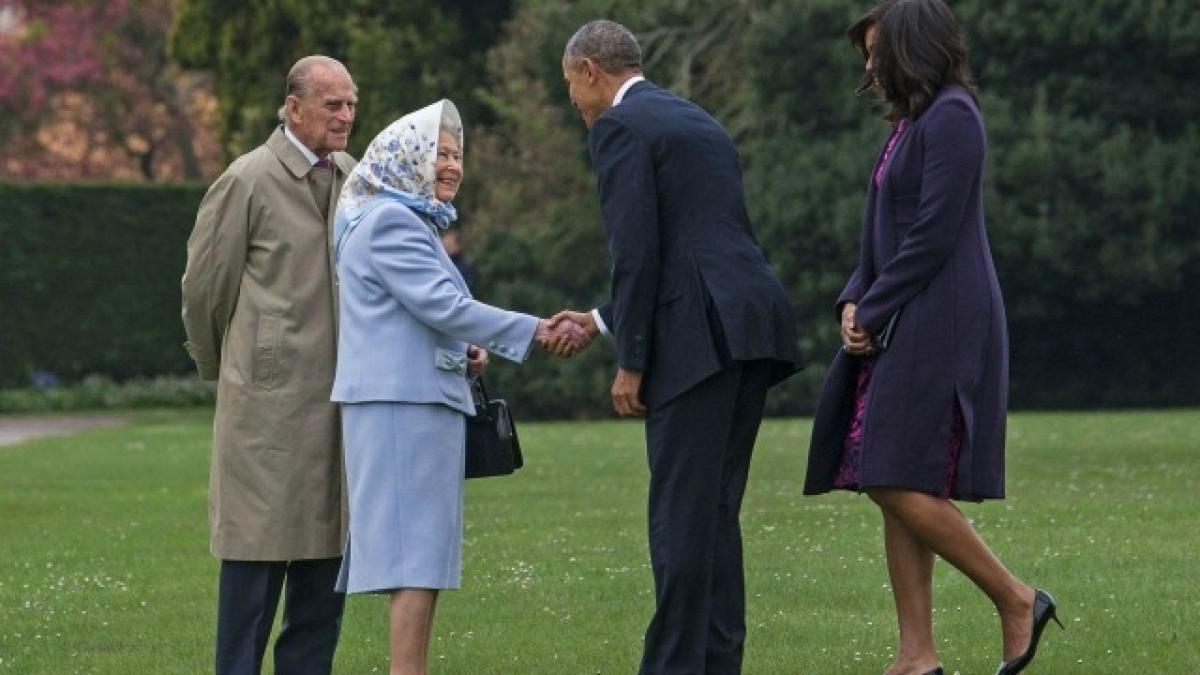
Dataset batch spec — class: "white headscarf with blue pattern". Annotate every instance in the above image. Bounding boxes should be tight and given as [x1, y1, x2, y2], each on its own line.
[335, 99, 463, 250]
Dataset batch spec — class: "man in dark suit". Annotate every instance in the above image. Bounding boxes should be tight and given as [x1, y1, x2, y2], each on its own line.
[553, 19, 800, 675]
[440, 227, 479, 290]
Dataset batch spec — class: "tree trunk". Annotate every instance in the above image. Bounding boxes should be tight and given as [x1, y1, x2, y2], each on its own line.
[138, 143, 157, 181]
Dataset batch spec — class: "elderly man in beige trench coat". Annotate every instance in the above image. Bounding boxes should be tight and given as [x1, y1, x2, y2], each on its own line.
[181, 55, 357, 675]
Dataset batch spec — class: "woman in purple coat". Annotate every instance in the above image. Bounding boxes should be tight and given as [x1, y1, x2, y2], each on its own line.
[805, 2, 1062, 674]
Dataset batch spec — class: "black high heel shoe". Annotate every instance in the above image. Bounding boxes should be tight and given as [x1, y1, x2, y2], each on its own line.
[995, 589, 1063, 674]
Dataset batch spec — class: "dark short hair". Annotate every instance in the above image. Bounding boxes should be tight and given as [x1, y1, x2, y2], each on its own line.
[848, 0, 977, 121]
[564, 20, 642, 74]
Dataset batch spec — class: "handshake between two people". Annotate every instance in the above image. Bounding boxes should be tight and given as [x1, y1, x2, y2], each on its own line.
[469, 309, 646, 418]
[535, 309, 645, 418]
[521, 309, 646, 418]
[534, 310, 598, 357]
[462, 307, 593, 379]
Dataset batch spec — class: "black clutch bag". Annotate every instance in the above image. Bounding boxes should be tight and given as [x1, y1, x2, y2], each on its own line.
[872, 309, 902, 352]
[464, 377, 523, 479]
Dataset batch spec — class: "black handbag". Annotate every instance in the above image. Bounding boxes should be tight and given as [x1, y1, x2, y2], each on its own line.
[464, 377, 523, 479]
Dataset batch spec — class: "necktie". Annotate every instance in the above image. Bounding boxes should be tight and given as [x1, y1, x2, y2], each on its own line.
[308, 158, 334, 221]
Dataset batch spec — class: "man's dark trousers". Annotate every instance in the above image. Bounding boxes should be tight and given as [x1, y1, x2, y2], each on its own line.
[639, 360, 774, 675]
[215, 558, 344, 675]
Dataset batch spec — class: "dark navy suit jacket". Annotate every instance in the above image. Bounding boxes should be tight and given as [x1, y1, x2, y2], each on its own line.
[590, 81, 800, 406]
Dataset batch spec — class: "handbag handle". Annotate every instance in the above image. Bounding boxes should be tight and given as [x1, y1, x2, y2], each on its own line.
[469, 376, 492, 414]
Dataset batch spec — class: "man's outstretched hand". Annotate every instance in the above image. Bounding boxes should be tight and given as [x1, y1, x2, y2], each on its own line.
[534, 309, 602, 357]
[542, 310, 643, 415]
[535, 316, 592, 357]
[549, 310, 599, 343]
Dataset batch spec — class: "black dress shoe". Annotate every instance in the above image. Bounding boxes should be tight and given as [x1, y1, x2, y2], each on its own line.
[995, 589, 1064, 674]
[922, 668, 944, 675]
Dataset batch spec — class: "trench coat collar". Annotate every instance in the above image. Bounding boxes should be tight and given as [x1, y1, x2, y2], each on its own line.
[266, 126, 356, 178]
[267, 126, 315, 178]
[330, 151, 355, 175]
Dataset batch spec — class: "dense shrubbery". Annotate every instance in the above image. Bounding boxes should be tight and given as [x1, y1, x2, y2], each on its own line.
[0, 375, 214, 413]
[0, 182, 203, 388]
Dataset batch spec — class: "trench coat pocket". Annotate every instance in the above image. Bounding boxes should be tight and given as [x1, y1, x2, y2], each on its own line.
[252, 313, 282, 390]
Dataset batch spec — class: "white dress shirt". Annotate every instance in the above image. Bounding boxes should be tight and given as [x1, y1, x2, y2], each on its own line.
[284, 125, 322, 166]
[612, 75, 646, 106]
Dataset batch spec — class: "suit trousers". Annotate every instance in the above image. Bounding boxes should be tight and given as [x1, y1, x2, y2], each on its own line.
[215, 558, 345, 675]
[639, 360, 773, 675]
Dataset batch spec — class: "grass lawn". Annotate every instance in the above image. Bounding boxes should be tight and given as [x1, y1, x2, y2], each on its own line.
[0, 408, 1197, 674]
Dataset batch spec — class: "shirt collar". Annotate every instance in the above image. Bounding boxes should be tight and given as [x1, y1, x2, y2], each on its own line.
[283, 125, 322, 166]
[612, 75, 646, 106]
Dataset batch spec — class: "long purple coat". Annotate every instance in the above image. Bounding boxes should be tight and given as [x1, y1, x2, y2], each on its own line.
[805, 85, 1008, 501]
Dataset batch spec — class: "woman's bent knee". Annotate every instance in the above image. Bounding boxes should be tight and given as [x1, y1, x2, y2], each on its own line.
[867, 487, 941, 514]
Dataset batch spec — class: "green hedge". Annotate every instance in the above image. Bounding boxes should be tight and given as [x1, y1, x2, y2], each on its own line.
[0, 182, 204, 387]
[0, 375, 215, 413]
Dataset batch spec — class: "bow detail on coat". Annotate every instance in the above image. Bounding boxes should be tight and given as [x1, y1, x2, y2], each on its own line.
[434, 348, 468, 376]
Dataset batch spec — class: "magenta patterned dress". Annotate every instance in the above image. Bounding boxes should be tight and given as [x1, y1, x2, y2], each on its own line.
[833, 120, 965, 498]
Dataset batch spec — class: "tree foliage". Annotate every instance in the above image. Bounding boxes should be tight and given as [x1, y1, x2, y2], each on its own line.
[0, 0, 220, 180]
[0, 182, 203, 386]
[170, 0, 514, 159]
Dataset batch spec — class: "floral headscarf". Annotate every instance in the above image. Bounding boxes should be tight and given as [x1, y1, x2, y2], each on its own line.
[335, 99, 463, 249]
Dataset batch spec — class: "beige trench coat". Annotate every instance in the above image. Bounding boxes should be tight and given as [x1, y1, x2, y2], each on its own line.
[182, 127, 356, 560]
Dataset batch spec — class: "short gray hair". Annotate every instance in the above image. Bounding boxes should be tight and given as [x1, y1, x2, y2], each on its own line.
[564, 20, 641, 74]
[277, 55, 353, 123]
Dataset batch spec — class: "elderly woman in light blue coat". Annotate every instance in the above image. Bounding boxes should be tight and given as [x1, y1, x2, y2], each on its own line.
[332, 99, 583, 673]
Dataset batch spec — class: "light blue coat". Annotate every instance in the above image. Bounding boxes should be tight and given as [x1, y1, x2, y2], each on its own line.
[331, 199, 538, 414]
